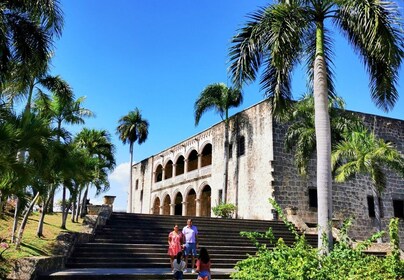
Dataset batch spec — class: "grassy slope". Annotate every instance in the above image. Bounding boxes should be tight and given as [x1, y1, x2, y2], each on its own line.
[0, 211, 86, 275]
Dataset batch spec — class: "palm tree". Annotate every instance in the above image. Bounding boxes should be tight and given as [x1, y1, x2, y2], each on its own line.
[74, 128, 116, 218]
[0, 0, 63, 86]
[34, 92, 93, 220]
[284, 94, 362, 176]
[194, 83, 243, 203]
[332, 128, 404, 241]
[117, 108, 149, 213]
[228, 1, 403, 252]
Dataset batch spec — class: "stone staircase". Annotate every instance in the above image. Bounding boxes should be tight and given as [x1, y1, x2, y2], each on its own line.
[40, 213, 318, 279]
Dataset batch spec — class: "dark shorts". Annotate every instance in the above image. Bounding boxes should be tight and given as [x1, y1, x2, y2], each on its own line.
[173, 270, 183, 279]
[184, 242, 197, 256]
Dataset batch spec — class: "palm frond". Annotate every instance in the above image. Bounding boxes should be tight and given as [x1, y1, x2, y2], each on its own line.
[335, 0, 403, 112]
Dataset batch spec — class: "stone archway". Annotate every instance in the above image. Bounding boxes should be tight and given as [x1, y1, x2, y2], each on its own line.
[187, 189, 197, 216]
[200, 185, 211, 217]
[152, 197, 160, 215]
[175, 193, 183, 216]
[163, 195, 171, 215]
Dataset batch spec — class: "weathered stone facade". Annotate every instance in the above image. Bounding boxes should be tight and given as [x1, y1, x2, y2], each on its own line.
[131, 100, 404, 247]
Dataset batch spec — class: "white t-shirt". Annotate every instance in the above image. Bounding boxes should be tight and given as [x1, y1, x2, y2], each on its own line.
[173, 259, 186, 272]
[182, 225, 198, 243]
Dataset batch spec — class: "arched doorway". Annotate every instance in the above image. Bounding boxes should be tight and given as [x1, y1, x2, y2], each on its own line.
[201, 144, 212, 167]
[187, 150, 198, 172]
[152, 197, 160, 214]
[155, 165, 163, 182]
[165, 160, 173, 179]
[175, 193, 183, 215]
[200, 185, 211, 217]
[163, 195, 171, 215]
[187, 189, 197, 216]
[175, 156, 185, 176]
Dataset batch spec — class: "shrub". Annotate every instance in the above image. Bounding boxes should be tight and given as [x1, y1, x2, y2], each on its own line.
[231, 199, 404, 280]
[212, 203, 236, 218]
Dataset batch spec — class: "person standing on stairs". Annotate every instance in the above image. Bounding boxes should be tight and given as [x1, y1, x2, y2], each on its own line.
[195, 247, 211, 280]
[182, 218, 198, 273]
[168, 224, 184, 271]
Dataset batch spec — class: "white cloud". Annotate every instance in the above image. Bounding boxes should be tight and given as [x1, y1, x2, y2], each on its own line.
[109, 162, 130, 192]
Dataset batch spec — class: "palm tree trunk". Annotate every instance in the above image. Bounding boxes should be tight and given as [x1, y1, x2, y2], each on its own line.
[71, 196, 76, 223]
[15, 192, 40, 249]
[61, 184, 67, 229]
[75, 189, 82, 222]
[11, 196, 19, 243]
[372, 187, 383, 243]
[80, 184, 89, 218]
[223, 120, 230, 204]
[314, 22, 333, 253]
[37, 193, 52, 237]
[128, 143, 134, 213]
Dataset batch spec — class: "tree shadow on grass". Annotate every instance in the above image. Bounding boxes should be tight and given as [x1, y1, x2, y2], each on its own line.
[21, 242, 48, 256]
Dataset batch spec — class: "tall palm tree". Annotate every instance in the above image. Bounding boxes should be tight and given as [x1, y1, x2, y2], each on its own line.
[228, 1, 403, 252]
[332, 128, 404, 240]
[117, 108, 149, 213]
[194, 83, 243, 203]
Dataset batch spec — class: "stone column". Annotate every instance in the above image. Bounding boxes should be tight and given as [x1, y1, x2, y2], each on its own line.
[197, 154, 202, 169]
[162, 168, 166, 181]
[173, 164, 177, 177]
[182, 201, 188, 216]
[195, 198, 201, 217]
[159, 205, 164, 215]
[184, 159, 188, 174]
[170, 203, 175, 215]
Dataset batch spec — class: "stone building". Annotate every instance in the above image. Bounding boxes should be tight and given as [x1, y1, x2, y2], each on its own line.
[131, 100, 404, 247]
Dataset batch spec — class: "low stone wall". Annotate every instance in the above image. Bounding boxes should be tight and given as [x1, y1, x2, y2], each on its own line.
[7, 206, 112, 280]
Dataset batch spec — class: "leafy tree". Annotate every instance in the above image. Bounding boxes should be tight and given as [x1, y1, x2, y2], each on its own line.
[332, 127, 404, 240]
[194, 83, 243, 203]
[117, 108, 149, 212]
[228, 0, 403, 252]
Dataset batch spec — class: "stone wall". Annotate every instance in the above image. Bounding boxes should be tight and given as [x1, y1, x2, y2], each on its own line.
[272, 113, 404, 248]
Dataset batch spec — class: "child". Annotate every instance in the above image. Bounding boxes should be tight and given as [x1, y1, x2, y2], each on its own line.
[172, 251, 186, 280]
[195, 247, 211, 280]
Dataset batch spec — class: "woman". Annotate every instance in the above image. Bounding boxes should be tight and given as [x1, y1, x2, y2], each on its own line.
[168, 224, 183, 271]
[195, 247, 211, 280]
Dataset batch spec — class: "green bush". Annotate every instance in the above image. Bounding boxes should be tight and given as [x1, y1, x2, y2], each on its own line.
[212, 203, 237, 218]
[231, 199, 404, 280]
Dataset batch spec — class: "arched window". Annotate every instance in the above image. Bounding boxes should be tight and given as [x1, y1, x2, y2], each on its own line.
[155, 164, 163, 182]
[187, 150, 198, 171]
[201, 144, 212, 167]
[165, 160, 173, 179]
[175, 156, 185, 176]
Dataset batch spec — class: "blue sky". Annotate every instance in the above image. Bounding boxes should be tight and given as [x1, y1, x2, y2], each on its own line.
[51, 1, 404, 211]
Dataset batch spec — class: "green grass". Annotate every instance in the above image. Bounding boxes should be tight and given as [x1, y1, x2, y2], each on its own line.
[0, 211, 86, 276]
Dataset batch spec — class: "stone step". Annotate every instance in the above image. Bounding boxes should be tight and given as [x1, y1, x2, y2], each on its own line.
[42, 213, 316, 279]
[39, 268, 232, 279]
